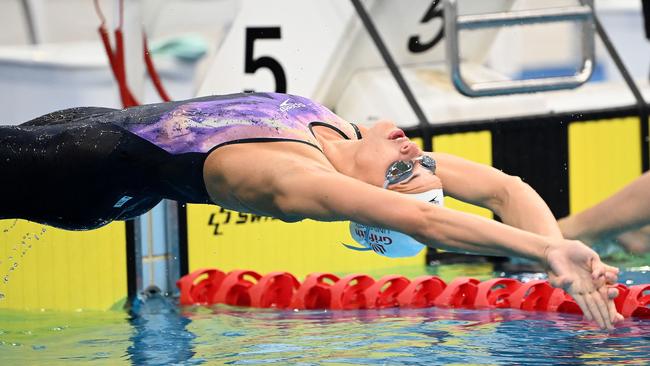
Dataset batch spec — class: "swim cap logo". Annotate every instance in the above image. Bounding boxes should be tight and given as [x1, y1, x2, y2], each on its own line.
[279, 98, 306, 112]
[354, 227, 393, 254]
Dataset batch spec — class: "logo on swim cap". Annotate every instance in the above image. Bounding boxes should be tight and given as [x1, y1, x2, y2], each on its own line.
[344, 188, 444, 258]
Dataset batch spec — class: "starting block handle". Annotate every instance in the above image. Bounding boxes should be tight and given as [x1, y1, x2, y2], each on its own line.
[444, 0, 595, 97]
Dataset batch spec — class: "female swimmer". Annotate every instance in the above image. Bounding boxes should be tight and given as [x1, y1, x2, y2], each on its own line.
[0, 92, 621, 329]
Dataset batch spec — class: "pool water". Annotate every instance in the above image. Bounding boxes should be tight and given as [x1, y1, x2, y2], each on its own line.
[1, 268, 649, 365]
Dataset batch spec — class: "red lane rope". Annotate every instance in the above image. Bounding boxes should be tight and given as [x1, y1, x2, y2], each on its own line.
[177, 267, 650, 319]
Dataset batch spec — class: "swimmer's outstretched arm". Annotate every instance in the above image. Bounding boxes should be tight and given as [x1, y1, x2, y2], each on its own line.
[274, 168, 620, 330]
[560, 171, 650, 245]
[282, 168, 567, 259]
[430, 152, 563, 239]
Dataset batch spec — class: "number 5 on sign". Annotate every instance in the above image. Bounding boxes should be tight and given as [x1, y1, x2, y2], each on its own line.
[244, 27, 287, 93]
[198, 0, 354, 98]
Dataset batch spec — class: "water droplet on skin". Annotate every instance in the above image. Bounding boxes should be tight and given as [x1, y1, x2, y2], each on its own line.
[3, 275, 9, 283]
[0, 293, 5, 300]
[34, 235, 39, 240]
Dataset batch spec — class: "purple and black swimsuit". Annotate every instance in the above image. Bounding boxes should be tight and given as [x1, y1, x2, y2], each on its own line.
[0, 93, 361, 230]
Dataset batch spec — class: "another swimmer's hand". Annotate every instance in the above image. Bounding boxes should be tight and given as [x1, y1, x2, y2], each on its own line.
[543, 240, 623, 330]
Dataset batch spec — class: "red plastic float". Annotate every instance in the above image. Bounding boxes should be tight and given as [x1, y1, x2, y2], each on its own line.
[211, 270, 262, 307]
[620, 284, 650, 318]
[249, 271, 300, 309]
[364, 275, 410, 309]
[175, 267, 650, 320]
[434, 277, 480, 308]
[396, 275, 446, 308]
[547, 288, 582, 314]
[291, 273, 340, 310]
[508, 280, 554, 311]
[330, 274, 375, 310]
[176, 268, 225, 305]
[474, 278, 522, 308]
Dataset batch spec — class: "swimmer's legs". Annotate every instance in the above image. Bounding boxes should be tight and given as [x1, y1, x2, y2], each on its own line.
[0, 125, 52, 222]
[19, 107, 118, 127]
[1, 111, 163, 230]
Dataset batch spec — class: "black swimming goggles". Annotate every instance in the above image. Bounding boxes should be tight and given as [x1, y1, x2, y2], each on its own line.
[383, 155, 436, 188]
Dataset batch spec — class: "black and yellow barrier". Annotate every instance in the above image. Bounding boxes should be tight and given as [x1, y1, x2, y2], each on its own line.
[568, 117, 642, 214]
[424, 107, 647, 218]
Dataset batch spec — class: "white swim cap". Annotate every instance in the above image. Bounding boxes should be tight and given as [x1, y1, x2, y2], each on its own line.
[344, 188, 444, 258]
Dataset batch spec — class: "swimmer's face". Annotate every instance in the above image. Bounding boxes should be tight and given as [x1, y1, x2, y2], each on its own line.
[355, 121, 422, 186]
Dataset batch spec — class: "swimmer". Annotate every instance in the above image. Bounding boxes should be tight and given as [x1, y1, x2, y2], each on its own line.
[560, 171, 650, 254]
[0, 92, 620, 329]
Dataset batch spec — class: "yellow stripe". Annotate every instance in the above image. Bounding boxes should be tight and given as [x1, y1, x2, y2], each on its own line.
[0, 220, 127, 311]
[568, 117, 642, 214]
[433, 131, 493, 218]
[187, 206, 425, 280]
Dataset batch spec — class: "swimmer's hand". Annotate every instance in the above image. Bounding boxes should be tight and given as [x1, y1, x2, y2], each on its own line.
[543, 240, 623, 330]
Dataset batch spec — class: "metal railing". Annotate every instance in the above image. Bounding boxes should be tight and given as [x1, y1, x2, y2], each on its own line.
[444, 0, 595, 97]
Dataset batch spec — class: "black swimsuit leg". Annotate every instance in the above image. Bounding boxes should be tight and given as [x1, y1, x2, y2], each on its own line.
[0, 108, 164, 230]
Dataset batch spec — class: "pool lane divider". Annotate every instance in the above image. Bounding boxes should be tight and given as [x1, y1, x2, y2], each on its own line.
[176, 268, 650, 319]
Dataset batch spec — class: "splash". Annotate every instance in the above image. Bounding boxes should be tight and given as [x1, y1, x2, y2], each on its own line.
[0, 226, 47, 301]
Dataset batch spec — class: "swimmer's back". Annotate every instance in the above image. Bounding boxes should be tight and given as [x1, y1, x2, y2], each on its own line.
[111, 92, 359, 155]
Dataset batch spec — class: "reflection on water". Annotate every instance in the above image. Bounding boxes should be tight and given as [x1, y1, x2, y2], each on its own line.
[0, 270, 649, 365]
[178, 306, 650, 365]
[127, 287, 196, 365]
